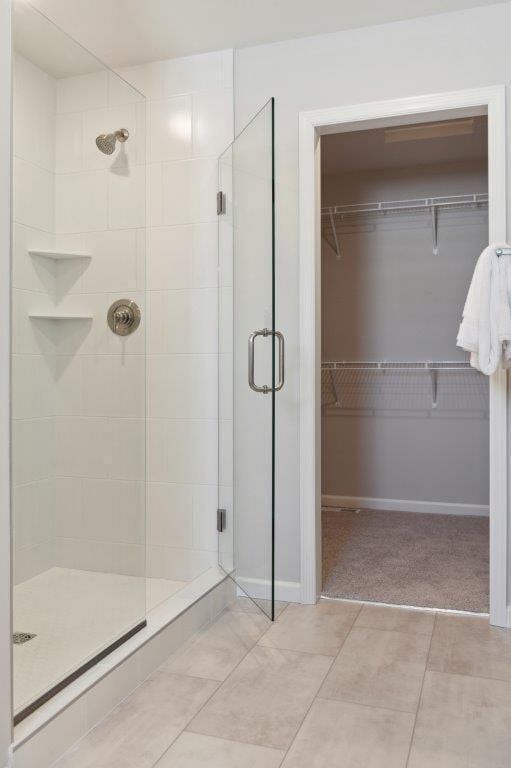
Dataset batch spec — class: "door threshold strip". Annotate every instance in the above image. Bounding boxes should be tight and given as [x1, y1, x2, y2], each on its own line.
[320, 594, 490, 617]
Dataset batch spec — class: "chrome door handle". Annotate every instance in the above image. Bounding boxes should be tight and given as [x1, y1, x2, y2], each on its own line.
[248, 328, 285, 394]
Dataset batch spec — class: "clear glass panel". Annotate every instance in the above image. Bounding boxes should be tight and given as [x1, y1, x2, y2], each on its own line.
[218, 99, 275, 619]
[12, 0, 146, 720]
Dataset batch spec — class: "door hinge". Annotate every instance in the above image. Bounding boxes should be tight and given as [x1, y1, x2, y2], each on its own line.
[217, 191, 226, 215]
[217, 508, 226, 532]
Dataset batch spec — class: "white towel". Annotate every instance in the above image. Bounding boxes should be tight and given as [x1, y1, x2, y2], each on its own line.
[457, 243, 511, 375]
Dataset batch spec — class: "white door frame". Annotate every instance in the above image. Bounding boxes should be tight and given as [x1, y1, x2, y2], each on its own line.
[298, 86, 509, 627]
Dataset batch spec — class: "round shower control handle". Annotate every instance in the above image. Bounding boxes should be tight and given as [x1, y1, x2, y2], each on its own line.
[108, 299, 141, 336]
[114, 308, 132, 325]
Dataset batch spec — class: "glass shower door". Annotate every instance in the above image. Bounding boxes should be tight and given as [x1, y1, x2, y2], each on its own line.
[218, 99, 280, 620]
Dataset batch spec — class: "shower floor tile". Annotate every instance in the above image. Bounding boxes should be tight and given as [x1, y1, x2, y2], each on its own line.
[13, 567, 185, 715]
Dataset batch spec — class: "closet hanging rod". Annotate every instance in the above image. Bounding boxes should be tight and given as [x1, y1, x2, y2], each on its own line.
[496, 248, 511, 257]
[321, 193, 488, 257]
[321, 193, 488, 219]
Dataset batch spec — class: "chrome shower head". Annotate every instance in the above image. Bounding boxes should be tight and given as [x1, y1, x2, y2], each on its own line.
[95, 128, 129, 155]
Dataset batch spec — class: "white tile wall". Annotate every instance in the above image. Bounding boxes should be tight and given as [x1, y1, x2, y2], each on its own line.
[12, 56, 57, 583]
[12, 55, 148, 585]
[51, 66, 147, 578]
[12, 48, 234, 589]
[56, 71, 108, 115]
[121, 48, 233, 582]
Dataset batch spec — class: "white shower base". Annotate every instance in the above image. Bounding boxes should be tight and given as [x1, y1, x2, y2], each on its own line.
[13, 567, 185, 715]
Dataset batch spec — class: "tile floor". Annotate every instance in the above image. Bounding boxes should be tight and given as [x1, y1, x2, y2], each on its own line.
[52, 597, 511, 767]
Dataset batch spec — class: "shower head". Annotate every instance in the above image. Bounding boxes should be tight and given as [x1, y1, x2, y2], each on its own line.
[95, 128, 129, 155]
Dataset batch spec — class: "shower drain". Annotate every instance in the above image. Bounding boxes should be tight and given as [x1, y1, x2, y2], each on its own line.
[13, 632, 36, 645]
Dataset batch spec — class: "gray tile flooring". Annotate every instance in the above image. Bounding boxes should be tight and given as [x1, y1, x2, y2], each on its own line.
[53, 598, 511, 768]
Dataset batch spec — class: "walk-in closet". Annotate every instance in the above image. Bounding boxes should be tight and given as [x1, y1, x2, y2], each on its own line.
[320, 117, 489, 612]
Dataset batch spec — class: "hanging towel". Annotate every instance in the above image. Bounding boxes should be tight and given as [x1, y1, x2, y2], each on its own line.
[457, 244, 511, 375]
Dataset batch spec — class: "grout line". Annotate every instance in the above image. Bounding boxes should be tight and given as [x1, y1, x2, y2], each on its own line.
[152, 611, 270, 766]
[405, 611, 436, 767]
[277, 653, 336, 762]
[276, 602, 362, 763]
[316, 694, 419, 716]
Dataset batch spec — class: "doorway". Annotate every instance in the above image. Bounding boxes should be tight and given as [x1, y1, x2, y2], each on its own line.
[299, 87, 509, 627]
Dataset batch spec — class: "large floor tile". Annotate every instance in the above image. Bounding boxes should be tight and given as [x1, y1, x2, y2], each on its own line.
[354, 603, 435, 636]
[408, 670, 511, 768]
[258, 600, 360, 656]
[229, 596, 288, 617]
[162, 608, 270, 681]
[155, 732, 285, 767]
[282, 698, 414, 768]
[53, 671, 219, 768]
[319, 626, 429, 712]
[428, 613, 511, 681]
[188, 645, 332, 750]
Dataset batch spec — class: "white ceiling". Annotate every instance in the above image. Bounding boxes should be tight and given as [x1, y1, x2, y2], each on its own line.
[28, 0, 503, 68]
[321, 117, 488, 174]
[321, 117, 488, 176]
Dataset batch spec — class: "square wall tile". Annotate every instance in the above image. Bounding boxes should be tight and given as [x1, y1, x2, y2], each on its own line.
[55, 416, 109, 479]
[56, 171, 108, 233]
[193, 484, 218, 552]
[82, 229, 141, 293]
[108, 70, 146, 107]
[146, 225, 193, 290]
[192, 88, 233, 157]
[147, 418, 217, 485]
[116, 61, 165, 101]
[109, 417, 145, 481]
[13, 54, 56, 171]
[147, 288, 217, 355]
[13, 418, 54, 485]
[147, 96, 192, 163]
[192, 223, 219, 288]
[147, 482, 194, 548]
[13, 158, 54, 233]
[57, 71, 108, 114]
[147, 354, 217, 420]
[56, 112, 83, 173]
[108, 164, 146, 230]
[12, 224, 56, 294]
[161, 158, 217, 226]
[12, 354, 55, 420]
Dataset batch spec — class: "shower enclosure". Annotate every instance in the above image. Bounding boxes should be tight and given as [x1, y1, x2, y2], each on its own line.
[11, 0, 277, 725]
[11, 0, 147, 722]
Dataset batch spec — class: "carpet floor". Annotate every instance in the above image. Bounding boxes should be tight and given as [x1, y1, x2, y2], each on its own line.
[322, 508, 489, 612]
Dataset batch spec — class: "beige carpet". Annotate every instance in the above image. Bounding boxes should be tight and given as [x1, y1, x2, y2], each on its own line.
[322, 508, 489, 612]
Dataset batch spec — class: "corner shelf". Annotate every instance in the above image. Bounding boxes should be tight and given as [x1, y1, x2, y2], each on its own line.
[29, 314, 92, 321]
[28, 249, 92, 261]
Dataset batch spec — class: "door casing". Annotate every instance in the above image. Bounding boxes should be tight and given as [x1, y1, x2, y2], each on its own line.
[298, 86, 509, 627]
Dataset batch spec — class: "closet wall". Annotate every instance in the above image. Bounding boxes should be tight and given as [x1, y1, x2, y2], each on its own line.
[321, 123, 489, 512]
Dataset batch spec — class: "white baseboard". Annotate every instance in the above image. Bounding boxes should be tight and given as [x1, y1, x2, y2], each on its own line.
[235, 577, 301, 603]
[322, 494, 489, 517]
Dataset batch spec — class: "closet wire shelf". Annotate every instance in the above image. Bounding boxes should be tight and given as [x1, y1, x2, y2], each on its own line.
[322, 361, 488, 411]
[321, 192, 488, 257]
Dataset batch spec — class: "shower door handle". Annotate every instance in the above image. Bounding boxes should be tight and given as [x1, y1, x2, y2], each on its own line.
[248, 329, 285, 393]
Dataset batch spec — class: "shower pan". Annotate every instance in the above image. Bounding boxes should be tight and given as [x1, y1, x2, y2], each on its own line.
[11, 0, 150, 724]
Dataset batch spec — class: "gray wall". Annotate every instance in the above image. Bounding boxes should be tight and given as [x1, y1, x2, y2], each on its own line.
[234, 2, 511, 585]
[0, 0, 12, 763]
[321, 159, 489, 506]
